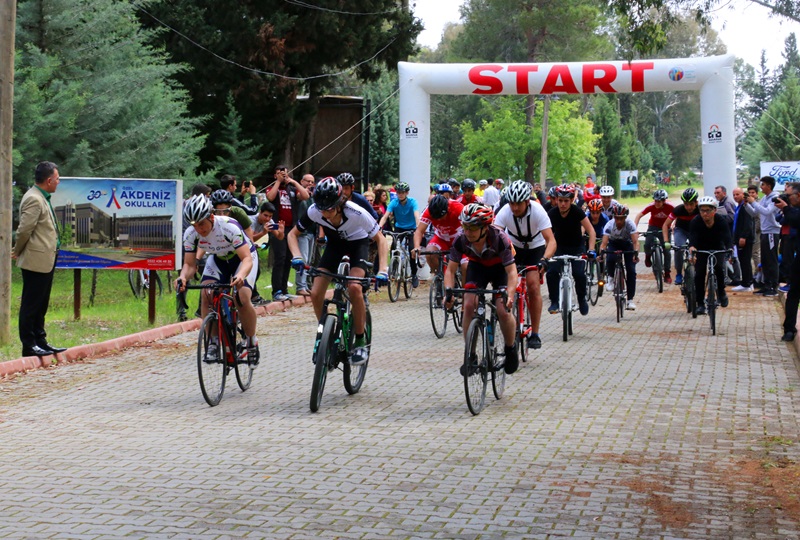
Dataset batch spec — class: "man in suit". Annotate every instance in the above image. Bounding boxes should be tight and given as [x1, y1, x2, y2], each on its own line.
[731, 187, 755, 292]
[13, 161, 67, 357]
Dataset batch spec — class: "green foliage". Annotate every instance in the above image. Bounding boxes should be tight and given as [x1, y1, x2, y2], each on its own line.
[591, 95, 625, 191]
[752, 71, 800, 161]
[649, 140, 673, 172]
[362, 71, 401, 183]
[213, 93, 271, 180]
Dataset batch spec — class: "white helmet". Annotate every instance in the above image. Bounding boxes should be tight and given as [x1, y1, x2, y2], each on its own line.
[599, 185, 615, 196]
[506, 180, 533, 203]
[184, 194, 212, 224]
[697, 196, 718, 208]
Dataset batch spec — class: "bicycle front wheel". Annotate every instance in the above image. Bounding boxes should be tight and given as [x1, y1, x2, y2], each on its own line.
[310, 315, 337, 412]
[197, 314, 226, 407]
[388, 257, 401, 303]
[403, 258, 414, 299]
[464, 317, 488, 415]
[561, 280, 570, 342]
[615, 268, 625, 323]
[707, 274, 717, 335]
[429, 275, 448, 338]
[234, 323, 254, 391]
[513, 292, 529, 363]
[490, 316, 506, 400]
[685, 265, 697, 318]
[587, 259, 599, 305]
[128, 270, 145, 299]
[653, 248, 664, 293]
[344, 309, 370, 394]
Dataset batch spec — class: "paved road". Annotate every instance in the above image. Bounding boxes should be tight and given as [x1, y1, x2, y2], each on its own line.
[1, 274, 799, 539]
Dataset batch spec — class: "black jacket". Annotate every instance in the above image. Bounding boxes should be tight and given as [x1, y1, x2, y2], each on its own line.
[733, 202, 755, 243]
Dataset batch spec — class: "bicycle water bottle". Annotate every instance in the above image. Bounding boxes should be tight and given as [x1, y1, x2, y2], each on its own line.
[221, 298, 233, 326]
[487, 320, 494, 346]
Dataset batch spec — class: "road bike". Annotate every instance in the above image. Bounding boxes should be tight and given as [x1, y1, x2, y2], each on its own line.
[604, 249, 638, 323]
[385, 231, 415, 302]
[180, 281, 256, 407]
[677, 244, 697, 318]
[692, 249, 732, 336]
[513, 265, 542, 363]
[641, 230, 666, 293]
[548, 254, 586, 342]
[307, 257, 375, 412]
[450, 287, 509, 415]
[129, 269, 163, 299]
[419, 249, 462, 338]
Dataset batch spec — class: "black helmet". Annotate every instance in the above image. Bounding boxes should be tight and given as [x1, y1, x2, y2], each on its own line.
[335, 172, 355, 186]
[448, 178, 460, 187]
[681, 187, 698, 203]
[313, 177, 344, 210]
[462, 179, 476, 190]
[210, 189, 233, 206]
[428, 195, 449, 220]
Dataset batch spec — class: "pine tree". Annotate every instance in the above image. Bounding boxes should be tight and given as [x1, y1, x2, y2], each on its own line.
[213, 93, 271, 181]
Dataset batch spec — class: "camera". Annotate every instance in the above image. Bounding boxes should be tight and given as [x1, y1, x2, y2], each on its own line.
[774, 193, 790, 204]
[244, 180, 251, 188]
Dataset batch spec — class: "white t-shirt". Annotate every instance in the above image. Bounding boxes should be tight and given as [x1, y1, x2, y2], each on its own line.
[602, 217, 637, 242]
[494, 202, 551, 249]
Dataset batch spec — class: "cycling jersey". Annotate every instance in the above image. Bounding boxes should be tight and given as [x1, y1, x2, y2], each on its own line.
[602, 217, 637, 242]
[297, 200, 381, 242]
[639, 202, 675, 229]
[183, 215, 254, 261]
[448, 226, 515, 268]
[602, 199, 620, 218]
[386, 197, 419, 229]
[669, 204, 699, 232]
[420, 200, 464, 242]
[494, 202, 551, 250]
[457, 193, 483, 205]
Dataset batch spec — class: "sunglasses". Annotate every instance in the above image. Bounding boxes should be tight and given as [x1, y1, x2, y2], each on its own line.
[213, 209, 231, 215]
[461, 223, 483, 231]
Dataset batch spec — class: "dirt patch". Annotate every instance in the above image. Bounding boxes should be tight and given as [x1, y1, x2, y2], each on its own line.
[621, 478, 696, 528]
[714, 454, 800, 520]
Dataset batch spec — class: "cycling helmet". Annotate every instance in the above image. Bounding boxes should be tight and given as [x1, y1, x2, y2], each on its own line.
[599, 185, 615, 196]
[697, 196, 718, 208]
[210, 189, 233, 206]
[681, 187, 698, 203]
[652, 189, 668, 201]
[587, 199, 604, 212]
[184, 194, 213, 225]
[460, 203, 494, 227]
[448, 178, 460, 187]
[313, 177, 344, 210]
[437, 183, 453, 194]
[335, 172, 355, 186]
[462, 179, 477, 190]
[395, 181, 410, 192]
[548, 186, 557, 198]
[506, 180, 533, 203]
[610, 204, 630, 217]
[428, 195, 450, 220]
[554, 183, 576, 198]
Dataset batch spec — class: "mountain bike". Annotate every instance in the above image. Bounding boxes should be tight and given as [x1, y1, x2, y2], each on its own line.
[513, 265, 541, 363]
[129, 269, 163, 299]
[180, 281, 256, 407]
[548, 254, 586, 341]
[385, 231, 415, 302]
[692, 249, 731, 335]
[641, 230, 666, 293]
[419, 250, 462, 338]
[306, 257, 375, 412]
[450, 287, 509, 416]
[604, 249, 638, 323]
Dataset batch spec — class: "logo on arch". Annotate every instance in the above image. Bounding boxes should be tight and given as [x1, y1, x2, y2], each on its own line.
[707, 124, 722, 143]
[668, 67, 684, 81]
[404, 121, 419, 139]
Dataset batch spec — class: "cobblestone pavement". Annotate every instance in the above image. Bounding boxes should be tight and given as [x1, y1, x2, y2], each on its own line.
[1, 274, 799, 539]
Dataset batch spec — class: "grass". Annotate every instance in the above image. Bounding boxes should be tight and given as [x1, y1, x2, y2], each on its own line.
[0, 252, 279, 363]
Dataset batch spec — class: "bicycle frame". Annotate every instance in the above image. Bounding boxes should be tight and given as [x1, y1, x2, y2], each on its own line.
[187, 283, 242, 366]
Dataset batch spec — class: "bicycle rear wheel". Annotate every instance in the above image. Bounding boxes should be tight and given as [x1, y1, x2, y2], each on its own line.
[587, 259, 599, 305]
[429, 275, 448, 338]
[310, 315, 337, 412]
[561, 280, 570, 341]
[344, 309, 370, 394]
[388, 257, 401, 303]
[707, 274, 717, 335]
[464, 317, 488, 415]
[234, 322, 254, 391]
[403, 258, 414, 299]
[653, 247, 664, 293]
[685, 265, 697, 318]
[490, 315, 506, 400]
[615, 267, 625, 323]
[129, 270, 145, 299]
[197, 314, 226, 407]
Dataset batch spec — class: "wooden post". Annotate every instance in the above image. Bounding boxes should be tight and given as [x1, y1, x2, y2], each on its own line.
[148, 271, 156, 325]
[73, 269, 81, 320]
[0, 0, 17, 344]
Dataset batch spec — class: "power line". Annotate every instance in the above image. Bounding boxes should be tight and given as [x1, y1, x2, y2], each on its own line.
[283, 0, 402, 16]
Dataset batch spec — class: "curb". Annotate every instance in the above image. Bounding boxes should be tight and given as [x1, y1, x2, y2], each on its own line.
[0, 293, 322, 379]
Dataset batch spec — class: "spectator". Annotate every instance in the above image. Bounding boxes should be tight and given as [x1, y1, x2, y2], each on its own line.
[774, 183, 800, 341]
[731, 187, 756, 292]
[476, 179, 488, 197]
[13, 161, 67, 357]
[747, 176, 781, 297]
[747, 184, 763, 287]
[293, 174, 316, 296]
[373, 188, 390, 226]
[714, 185, 736, 227]
[220, 174, 258, 215]
[482, 179, 501, 207]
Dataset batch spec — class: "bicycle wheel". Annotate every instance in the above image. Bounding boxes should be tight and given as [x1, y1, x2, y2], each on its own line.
[152, 271, 164, 297]
[491, 315, 507, 400]
[388, 256, 401, 303]
[561, 280, 570, 342]
[653, 247, 664, 293]
[615, 267, 625, 323]
[707, 274, 717, 335]
[344, 308, 370, 394]
[464, 317, 488, 415]
[403, 259, 414, 299]
[451, 272, 463, 334]
[197, 313, 226, 407]
[685, 265, 697, 318]
[310, 315, 337, 412]
[234, 322, 254, 391]
[597, 258, 606, 298]
[128, 270, 145, 299]
[513, 292, 529, 363]
[587, 259, 599, 305]
[429, 275, 448, 338]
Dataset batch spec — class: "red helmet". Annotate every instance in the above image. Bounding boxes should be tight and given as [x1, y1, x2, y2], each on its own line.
[554, 183, 576, 198]
[460, 203, 494, 227]
[610, 204, 630, 217]
[587, 199, 604, 212]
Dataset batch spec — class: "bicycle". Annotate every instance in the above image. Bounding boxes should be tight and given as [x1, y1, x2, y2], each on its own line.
[513, 265, 541, 363]
[678, 244, 697, 318]
[548, 254, 586, 342]
[584, 237, 604, 306]
[418, 250, 462, 338]
[180, 281, 255, 407]
[603, 249, 638, 323]
[129, 269, 163, 299]
[692, 249, 732, 335]
[640, 230, 666, 293]
[385, 231, 415, 302]
[306, 257, 375, 412]
[450, 287, 509, 415]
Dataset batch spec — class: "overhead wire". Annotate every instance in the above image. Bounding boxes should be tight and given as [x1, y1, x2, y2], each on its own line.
[283, 0, 403, 16]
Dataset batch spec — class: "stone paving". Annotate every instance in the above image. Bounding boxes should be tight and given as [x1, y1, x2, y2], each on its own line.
[1, 273, 799, 539]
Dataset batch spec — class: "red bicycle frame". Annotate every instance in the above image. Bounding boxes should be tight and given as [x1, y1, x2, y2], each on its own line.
[514, 265, 543, 341]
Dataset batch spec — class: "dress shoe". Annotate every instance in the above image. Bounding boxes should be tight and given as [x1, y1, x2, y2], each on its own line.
[40, 343, 67, 354]
[22, 345, 52, 357]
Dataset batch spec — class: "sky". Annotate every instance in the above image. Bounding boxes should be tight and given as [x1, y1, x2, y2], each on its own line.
[413, 0, 796, 71]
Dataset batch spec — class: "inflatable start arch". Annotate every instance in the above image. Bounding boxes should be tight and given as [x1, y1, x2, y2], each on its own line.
[398, 55, 736, 204]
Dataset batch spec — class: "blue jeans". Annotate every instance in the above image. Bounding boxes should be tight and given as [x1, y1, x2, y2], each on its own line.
[297, 233, 313, 290]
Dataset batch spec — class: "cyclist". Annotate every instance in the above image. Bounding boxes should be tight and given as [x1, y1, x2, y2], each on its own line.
[379, 181, 421, 287]
[662, 188, 700, 285]
[336, 172, 379, 220]
[457, 179, 483, 205]
[210, 189, 254, 241]
[634, 188, 675, 283]
[176, 195, 260, 364]
[546, 184, 596, 316]
[448, 178, 461, 198]
[688, 196, 732, 315]
[413, 195, 465, 279]
[599, 185, 620, 218]
[436, 183, 454, 200]
[287, 177, 389, 366]
[494, 180, 556, 349]
[444, 204, 519, 374]
[599, 204, 640, 310]
[586, 199, 609, 242]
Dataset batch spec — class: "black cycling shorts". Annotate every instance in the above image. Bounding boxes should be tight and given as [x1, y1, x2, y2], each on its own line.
[514, 245, 545, 268]
[464, 262, 509, 289]
[318, 238, 371, 273]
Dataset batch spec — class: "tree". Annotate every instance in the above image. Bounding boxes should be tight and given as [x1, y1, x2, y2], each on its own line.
[754, 71, 800, 160]
[361, 71, 401, 183]
[591, 95, 627, 191]
[213, 93, 271, 181]
[778, 33, 800, 84]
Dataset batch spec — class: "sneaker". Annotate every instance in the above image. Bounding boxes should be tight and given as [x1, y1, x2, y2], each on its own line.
[252, 295, 269, 306]
[675, 274, 683, 285]
[779, 284, 790, 293]
[644, 253, 652, 267]
[205, 341, 219, 362]
[579, 298, 589, 316]
[273, 292, 290, 302]
[412, 275, 419, 288]
[504, 345, 519, 374]
[606, 279, 614, 292]
[626, 300, 636, 310]
[720, 294, 729, 308]
[247, 337, 260, 366]
[664, 271, 672, 284]
[350, 344, 369, 366]
[548, 302, 559, 314]
[731, 284, 753, 292]
[695, 305, 707, 315]
[527, 333, 542, 349]
[763, 288, 779, 297]
[782, 331, 797, 342]
[460, 354, 479, 377]
[753, 282, 765, 291]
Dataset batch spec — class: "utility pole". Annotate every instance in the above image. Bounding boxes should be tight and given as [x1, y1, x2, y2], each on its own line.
[0, 0, 16, 345]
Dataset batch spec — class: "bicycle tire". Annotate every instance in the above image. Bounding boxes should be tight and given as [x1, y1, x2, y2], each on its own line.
[513, 293, 529, 363]
[708, 274, 717, 335]
[490, 313, 506, 400]
[451, 272, 463, 334]
[685, 265, 697, 318]
[197, 313, 226, 407]
[128, 270, 145, 299]
[234, 321, 254, 391]
[388, 257, 401, 303]
[561, 279, 570, 342]
[403, 262, 414, 299]
[615, 266, 625, 323]
[152, 271, 164, 297]
[587, 259, 599, 305]
[344, 309, 370, 394]
[597, 258, 606, 297]
[429, 275, 448, 338]
[653, 247, 664, 293]
[310, 315, 337, 412]
[464, 317, 488, 416]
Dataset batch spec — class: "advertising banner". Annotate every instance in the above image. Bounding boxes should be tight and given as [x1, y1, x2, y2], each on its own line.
[619, 170, 639, 192]
[760, 161, 800, 192]
[51, 178, 182, 270]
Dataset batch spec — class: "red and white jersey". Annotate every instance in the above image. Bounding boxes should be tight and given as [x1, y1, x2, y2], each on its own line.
[420, 200, 465, 242]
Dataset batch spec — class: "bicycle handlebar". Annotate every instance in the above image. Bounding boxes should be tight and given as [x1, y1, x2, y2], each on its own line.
[179, 280, 235, 291]
[448, 287, 508, 297]
[307, 266, 374, 287]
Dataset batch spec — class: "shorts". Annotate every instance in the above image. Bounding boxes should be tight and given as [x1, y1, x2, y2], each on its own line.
[427, 235, 453, 253]
[318, 238, 371, 272]
[464, 261, 509, 289]
[203, 251, 258, 289]
[514, 245, 545, 269]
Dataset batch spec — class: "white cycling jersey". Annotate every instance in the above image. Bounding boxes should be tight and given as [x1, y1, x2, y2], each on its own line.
[494, 202, 551, 250]
[298, 201, 380, 242]
[183, 215, 254, 260]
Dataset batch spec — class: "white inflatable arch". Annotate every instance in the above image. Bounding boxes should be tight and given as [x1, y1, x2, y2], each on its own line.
[398, 55, 735, 204]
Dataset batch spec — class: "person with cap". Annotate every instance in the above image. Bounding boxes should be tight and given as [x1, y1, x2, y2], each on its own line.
[448, 178, 461, 198]
[457, 179, 483, 206]
[482, 179, 502, 207]
[476, 179, 488, 198]
[688, 196, 733, 315]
